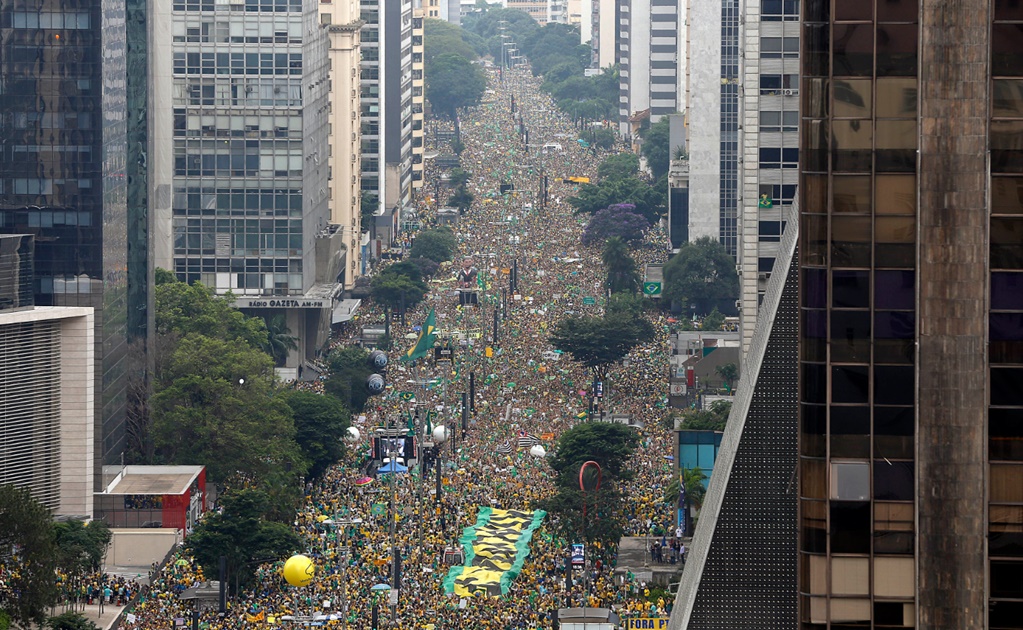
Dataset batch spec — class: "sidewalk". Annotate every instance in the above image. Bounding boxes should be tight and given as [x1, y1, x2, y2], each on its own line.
[66, 603, 126, 630]
[614, 537, 684, 587]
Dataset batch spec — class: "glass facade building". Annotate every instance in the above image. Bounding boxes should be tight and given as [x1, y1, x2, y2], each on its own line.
[799, 0, 1023, 627]
[0, 0, 129, 485]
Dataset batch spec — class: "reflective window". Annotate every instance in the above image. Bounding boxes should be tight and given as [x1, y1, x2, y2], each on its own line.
[832, 176, 872, 213]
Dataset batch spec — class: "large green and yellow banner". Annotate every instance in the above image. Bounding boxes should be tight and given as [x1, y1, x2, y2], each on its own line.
[442, 507, 546, 597]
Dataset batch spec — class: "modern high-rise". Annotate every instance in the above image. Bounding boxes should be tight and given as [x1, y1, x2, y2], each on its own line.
[0, 0, 131, 487]
[0, 235, 96, 518]
[678, 0, 740, 256]
[321, 0, 365, 286]
[738, 0, 800, 353]
[617, 0, 679, 139]
[411, 5, 425, 191]
[361, 0, 415, 252]
[798, 0, 1022, 626]
[672, 1, 1023, 628]
[590, 0, 619, 69]
[159, 0, 342, 369]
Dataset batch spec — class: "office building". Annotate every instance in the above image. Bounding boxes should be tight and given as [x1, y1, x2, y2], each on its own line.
[361, 0, 415, 253]
[0, 0, 130, 487]
[737, 0, 800, 353]
[672, 1, 1023, 628]
[412, 5, 425, 191]
[160, 0, 342, 369]
[0, 235, 96, 518]
[591, 0, 619, 69]
[678, 0, 740, 256]
[321, 0, 365, 285]
[617, 0, 679, 139]
[506, 0, 549, 24]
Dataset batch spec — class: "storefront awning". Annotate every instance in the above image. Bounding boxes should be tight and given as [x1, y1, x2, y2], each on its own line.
[332, 299, 361, 324]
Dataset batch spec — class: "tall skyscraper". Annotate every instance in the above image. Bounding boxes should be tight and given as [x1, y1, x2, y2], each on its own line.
[361, 0, 414, 252]
[158, 0, 340, 369]
[678, 0, 740, 256]
[0, 0, 130, 487]
[617, 0, 679, 139]
[672, 1, 1023, 628]
[738, 0, 800, 353]
[798, 0, 1022, 626]
[321, 0, 365, 286]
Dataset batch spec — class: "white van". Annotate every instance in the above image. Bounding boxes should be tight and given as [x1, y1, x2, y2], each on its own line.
[542, 143, 564, 154]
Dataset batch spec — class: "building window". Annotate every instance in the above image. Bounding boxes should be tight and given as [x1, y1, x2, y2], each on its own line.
[761, 36, 800, 59]
[761, 0, 799, 22]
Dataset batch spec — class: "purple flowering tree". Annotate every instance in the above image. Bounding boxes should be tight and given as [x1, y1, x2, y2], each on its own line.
[581, 203, 650, 247]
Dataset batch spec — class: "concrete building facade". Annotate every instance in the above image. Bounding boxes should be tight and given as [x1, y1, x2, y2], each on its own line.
[738, 0, 800, 353]
[0, 0, 130, 486]
[617, 0, 679, 139]
[321, 0, 365, 286]
[161, 0, 340, 369]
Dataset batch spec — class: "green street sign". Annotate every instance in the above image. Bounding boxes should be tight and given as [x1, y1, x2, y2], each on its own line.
[643, 282, 662, 296]
[582, 296, 596, 305]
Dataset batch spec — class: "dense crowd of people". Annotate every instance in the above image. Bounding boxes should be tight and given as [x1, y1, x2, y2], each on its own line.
[124, 64, 679, 630]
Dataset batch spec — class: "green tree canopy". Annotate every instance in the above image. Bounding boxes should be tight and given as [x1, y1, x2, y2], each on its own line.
[262, 313, 298, 367]
[568, 176, 666, 223]
[664, 467, 708, 510]
[426, 53, 486, 118]
[701, 307, 726, 331]
[185, 488, 302, 593]
[662, 237, 739, 313]
[409, 227, 457, 262]
[447, 185, 475, 213]
[424, 18, 478, 65]
[370, 268, 428, 312]
[324, 346, 375, 413]
[640, 115, 674, 181]
[549, 309, 655, 385]
[678, 400, 732, 431]
[715, 362, 739, 390]
[547, 422, 640, 488]
[154, 274, 268, 350]
[54, 519, 111, 579]
[601, 237, 641, 295]
[45, 613, 99, 630]
[0, 485, 58, 625]
[597, 153, 640, 181]
[151, 334, 308, 491]
[284, 391, 351, 479]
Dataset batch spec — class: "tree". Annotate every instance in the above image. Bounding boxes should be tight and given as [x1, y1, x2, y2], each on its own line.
[678, 400, 732, 431]
[407, 256, 440, 280]
[0, 484, 58, 625]
[569, 176, 665, 224]
[262, 313, 298, 367]
[185, 488, 302, 594]
[423, 18, 478, 66]
[701, 307, 725, 332]
[45, 613, 98, 630]
[324, 346, 375, 413]
[54, 520, 112, 605]
[602, 237, 641, 295]
[547, 422, 640, 488]
[581, 203, 649, 247]
[151, 335, 308, 492]
[640, 115, 674, 180]
[662, 237, 739, 314]
[536, 485, 627, 558]
[549, 311, 655, 388]
[597, 153, 640, 181]
[664, 467, 708, 511]
[284, 391, 351, 479]
[409, 227, 457, 262]
[447, 167, 470, 189]
[361, 191, 378, 234]
[154, 274, 268, 350]
[370, 269, 428, 312]
[426, 53, 486, 117]
[715, 363, 739, 391]
[447, 185, 474, 213]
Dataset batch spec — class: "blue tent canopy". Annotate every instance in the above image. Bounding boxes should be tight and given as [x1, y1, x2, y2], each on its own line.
[378, 460, 408, 475]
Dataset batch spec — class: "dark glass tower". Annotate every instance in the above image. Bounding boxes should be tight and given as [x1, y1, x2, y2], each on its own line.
[0, 0, 129, 486]
[799, 0, 1023, 627]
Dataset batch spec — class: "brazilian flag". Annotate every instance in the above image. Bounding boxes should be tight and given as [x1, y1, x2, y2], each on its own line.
[402, 309, 437, 362]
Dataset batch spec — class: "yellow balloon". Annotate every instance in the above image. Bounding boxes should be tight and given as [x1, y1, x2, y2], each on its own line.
[283, 554, 314, 587]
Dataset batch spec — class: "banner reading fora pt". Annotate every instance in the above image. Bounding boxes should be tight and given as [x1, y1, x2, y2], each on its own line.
[442, 507, 545, 598]
[624, 618, 670, 629]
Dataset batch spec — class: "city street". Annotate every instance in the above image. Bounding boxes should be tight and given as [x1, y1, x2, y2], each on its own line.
[123, 64, 678, 630]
